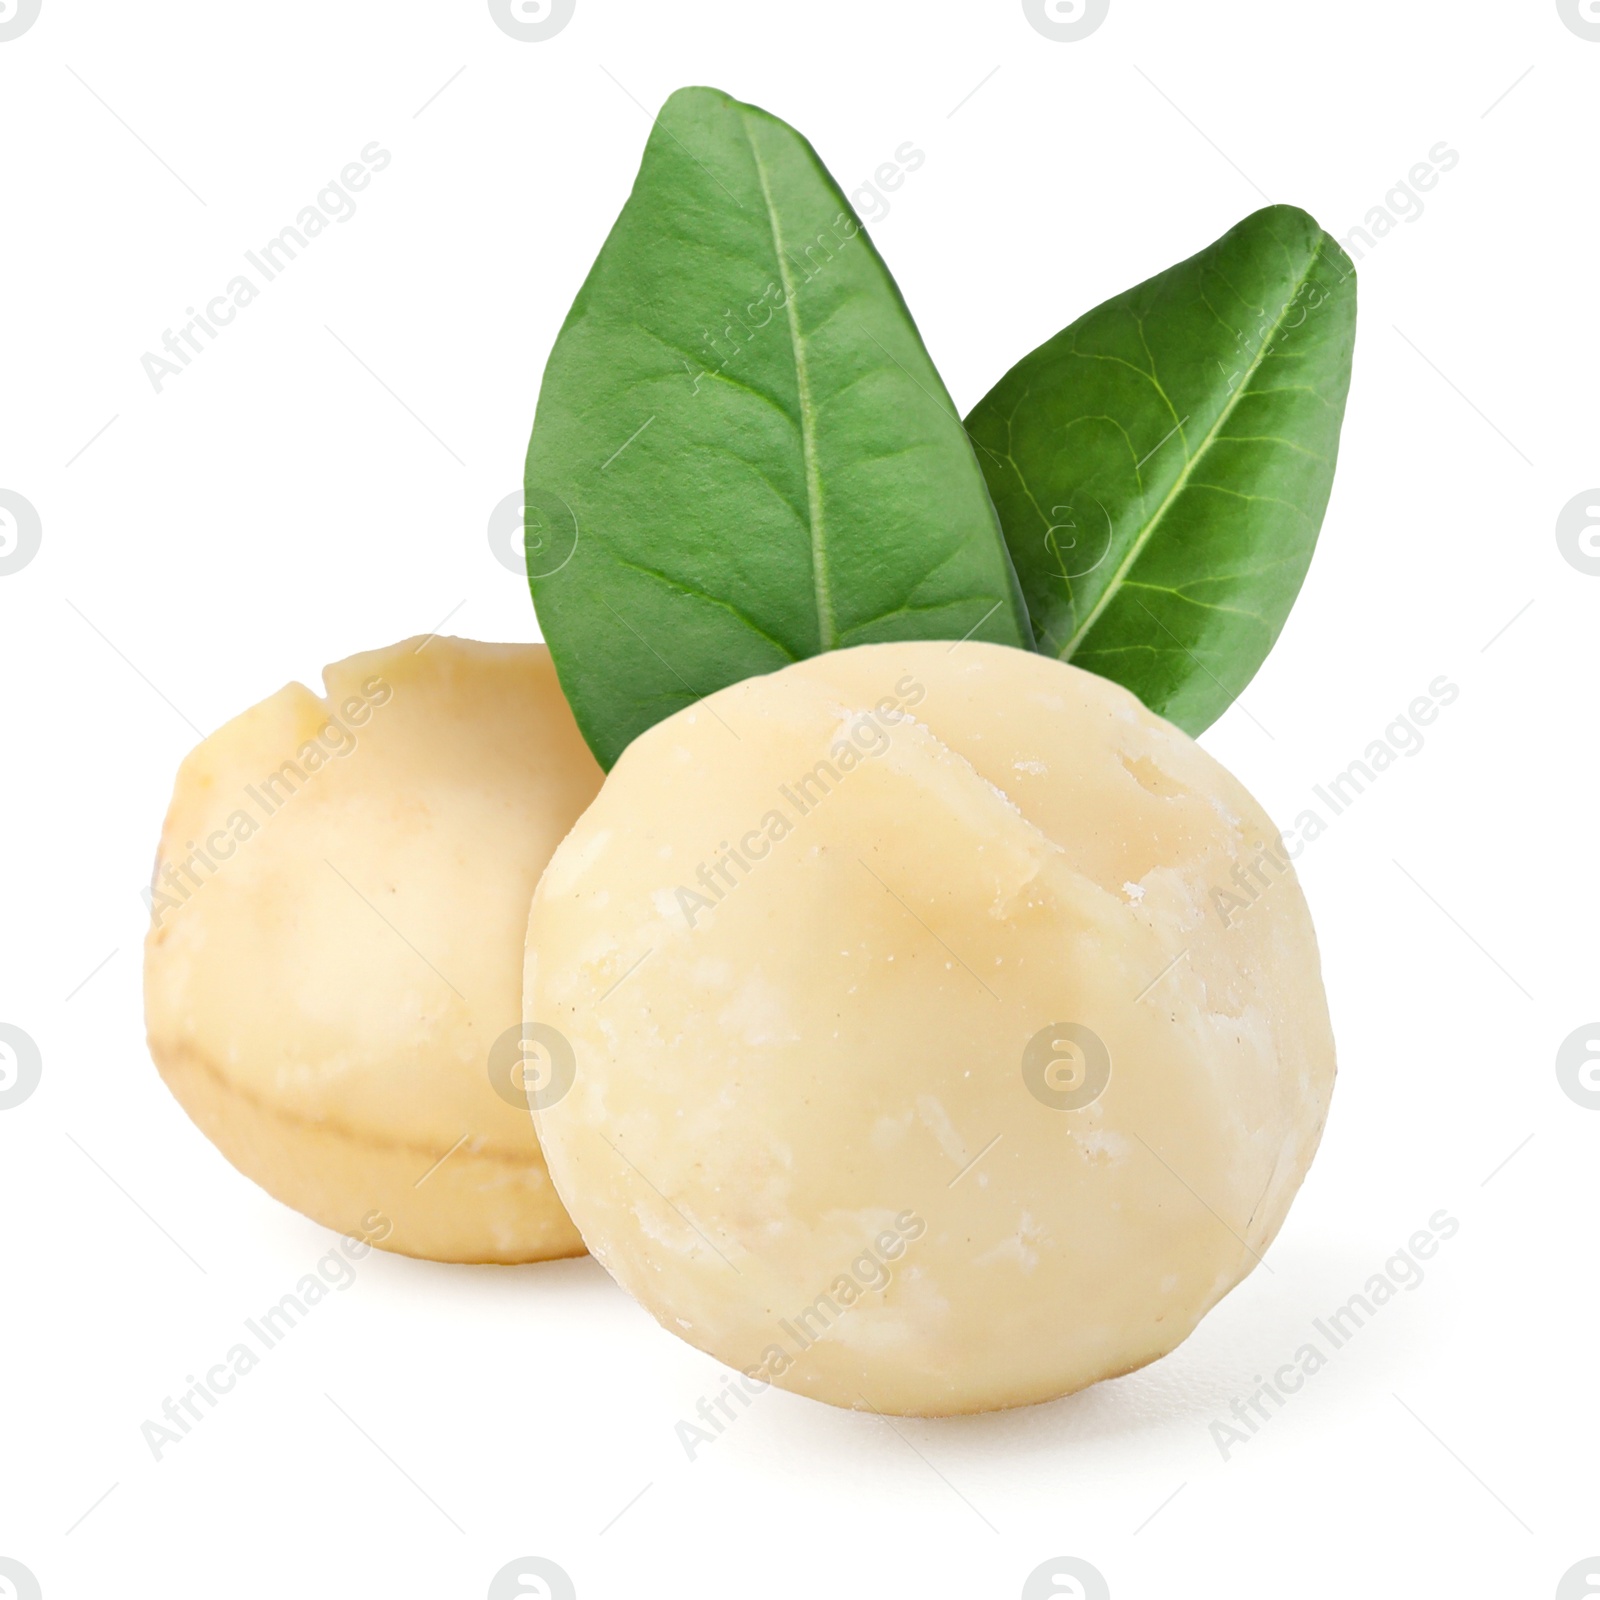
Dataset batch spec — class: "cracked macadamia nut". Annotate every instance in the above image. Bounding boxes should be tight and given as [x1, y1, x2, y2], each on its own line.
[526, 640, 1335, 1414]
[145, 637, 602, 1263]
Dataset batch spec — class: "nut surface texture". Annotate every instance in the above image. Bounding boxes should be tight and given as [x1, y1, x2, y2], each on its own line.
[145, 637, 602, 1262]
[527, 641, 1335, 1413]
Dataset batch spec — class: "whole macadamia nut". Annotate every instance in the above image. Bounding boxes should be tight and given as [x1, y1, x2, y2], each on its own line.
[145, 637, 602, 1263]
[526, 641, 1335, 1413]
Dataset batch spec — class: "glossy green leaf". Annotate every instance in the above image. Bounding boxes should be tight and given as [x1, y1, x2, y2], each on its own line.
[525, 85, 1029, 769]
[965, 205, 1356, 735]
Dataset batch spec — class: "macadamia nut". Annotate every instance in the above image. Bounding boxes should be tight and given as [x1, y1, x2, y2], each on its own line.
[526, 641, 1334, 1413]
[145, 637, 602, 1263]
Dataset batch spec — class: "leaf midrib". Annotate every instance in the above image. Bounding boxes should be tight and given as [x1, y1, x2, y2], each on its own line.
[741, 113, 835, 651]
[1059, 244, 1323, 660]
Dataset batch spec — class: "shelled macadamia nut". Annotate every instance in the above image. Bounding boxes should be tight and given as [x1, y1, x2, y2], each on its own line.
[526, 640, 1335, 1413]
[145, 637, 602, 1263]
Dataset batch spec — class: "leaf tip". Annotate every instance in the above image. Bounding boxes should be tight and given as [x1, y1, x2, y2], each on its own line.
[1239, 203, 1358, 289]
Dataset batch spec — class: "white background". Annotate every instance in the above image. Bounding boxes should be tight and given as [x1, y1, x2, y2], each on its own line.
[2, 2, 1596, 1596]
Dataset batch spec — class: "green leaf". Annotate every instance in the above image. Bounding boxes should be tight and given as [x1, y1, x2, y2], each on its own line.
[965, 205, 1356, 736]
[525, 85, 1030, 769]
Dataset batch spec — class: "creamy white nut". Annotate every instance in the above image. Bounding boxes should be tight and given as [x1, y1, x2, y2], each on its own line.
[527, 641, 1335, 1414]
[145, 637, 602, 1263]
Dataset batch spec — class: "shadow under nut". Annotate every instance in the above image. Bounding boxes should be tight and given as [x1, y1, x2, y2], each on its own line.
[153, 1040, 585, 1264]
